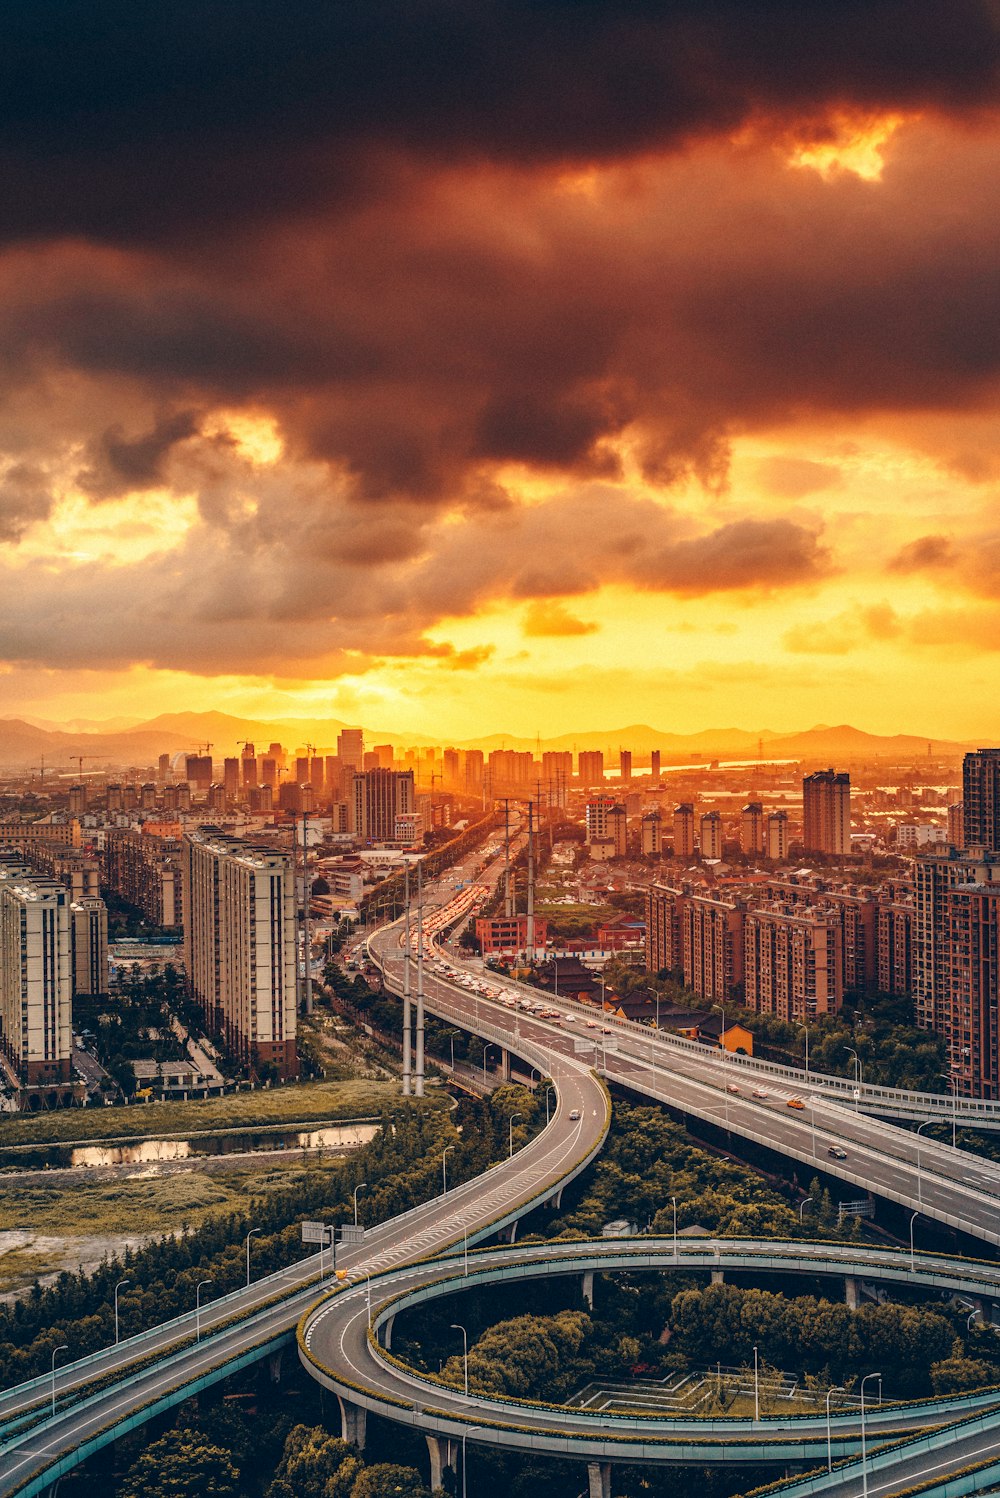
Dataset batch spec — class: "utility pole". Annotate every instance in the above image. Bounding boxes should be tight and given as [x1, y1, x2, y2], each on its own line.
[402, 864, 412, 1096]
[526, 800, 535, 959]
[302, 810, 313, 1014]
[415, 861, 425, 1096]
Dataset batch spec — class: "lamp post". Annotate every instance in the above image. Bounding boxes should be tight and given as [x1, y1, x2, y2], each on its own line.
[353, 1181, 367, 1227]
[114, 1279, 130, 1346]
[845, 1047, 862, 1111]
[50, 1344, 68, 1418]
[940, 1072, 958, 1149]
[825, 1385, 845, 1471]
[509, 1112, 522, 1158]
[909, 1211, 920, 1273]
[799, 1196, 813, 1223]
[753, 1345, 760, 1421]
[245, 1227, 261, 1288]
[860, 1371, 883, 1498]
[451, 1322, 469, 1396]
[544, 1084, 555, 1125]
[671, 1196, 678, 1260]
[969, 1307, 982, 1331]
[460, 1425, 481, 1498]
[915, 1119, 933, 1205]
[442, 1144, 454, 1195]
[482, 1043, 492, 1078]
[196, 1280, 212, 1344]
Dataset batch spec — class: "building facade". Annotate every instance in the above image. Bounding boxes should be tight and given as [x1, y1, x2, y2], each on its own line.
[802, 769, 851, 855]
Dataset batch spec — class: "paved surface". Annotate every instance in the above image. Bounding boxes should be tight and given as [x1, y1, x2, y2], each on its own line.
[300, 1234, 1000, 1464]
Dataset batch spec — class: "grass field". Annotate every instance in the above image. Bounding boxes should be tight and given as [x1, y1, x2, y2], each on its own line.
[0, 1079, 416, 1148]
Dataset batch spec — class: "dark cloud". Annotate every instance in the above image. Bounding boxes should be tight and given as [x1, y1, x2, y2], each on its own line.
[889, 533, 958, 571]
[0, 464, 53, 541]
[2, 2, 999, 247]
[80, 410, 200, 498]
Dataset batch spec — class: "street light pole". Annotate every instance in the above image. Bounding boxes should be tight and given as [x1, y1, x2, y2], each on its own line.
[753, 1345, 760, 1421]
[860, 1371, 883, 1498]
[909, 1211, 919, 1273]
[482, 1043, 491, 1078]
[50, 1344, 68, 1418]
[114, 1279, 130, 1346]
[509, 1112, 522, 1158]
[940, 1072, 958, 1149]
[799, 1196, 813, 1223]
[353, 1181, 367, 1227]
[671, 1196, 678, 1260]
[196, 1280, 211, 1344]
[545, 1084, 555, 1124]
[442, 1144, 454, 1195]
[246, 1227, 261, 1287]
[846, 1047, 862, 1111]
[825, 1385, 845, 1471]
[451, 1323, 469, 1396]
[461, 1426, 481, 1498]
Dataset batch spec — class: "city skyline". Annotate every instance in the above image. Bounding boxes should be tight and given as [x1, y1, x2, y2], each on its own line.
[2, 6, 1000, 738]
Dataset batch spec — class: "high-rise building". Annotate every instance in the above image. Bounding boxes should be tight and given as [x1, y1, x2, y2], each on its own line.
[349, 768, 416, 842]
[802, 770, 851, 855]
[948, 802, 965, 846]
[646, 883, 687, 974]
[740, 802, 765, 856]
[0, 871, 73, 1085]
[744, 902, 843, 1021]
[876, 886, 914, 999]
[68, 784, 87, 815]
[943, 882, 1000, 1097]
[488, 749, 535, 787]
[223, 758, 241, 799]
[673, 803, 696, 858]
[373, 744, 395, 770]
[700, 810, 723, 860]
[337, 728, 365, 773]
[577, 751, 605, 785]
[766, 811, 789, 861]
[241, 755, 258, 789]
[681, 891, 745, 1003]
[641, 811, 662, 856]
[70, 897, 109, 997]
[586, 798, 626, 855]
[650, 750, 661, 780]
[464, 750, 484, 790]
[442, 748, 460, 783]
[963, 750, 1000, 852]
[261, 757, 278, 788]
[185, 754, 213, 790]
[620, 750, 632, 780]
[182, 828, 298, 1079]
[542, 751, 573, 783]
[104, 828, 181, 928]
[914, 845, 1000, 1033]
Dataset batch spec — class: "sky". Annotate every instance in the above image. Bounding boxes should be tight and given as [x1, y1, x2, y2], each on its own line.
[4, 1, 1000, 742]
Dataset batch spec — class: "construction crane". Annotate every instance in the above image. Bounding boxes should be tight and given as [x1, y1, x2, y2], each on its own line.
[73, 754, 102, 777]
[199, 742, 213, 755]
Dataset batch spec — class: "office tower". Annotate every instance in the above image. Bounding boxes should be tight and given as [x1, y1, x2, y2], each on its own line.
[374, 744, 395, 770]
[650, 750, 661, 780]
[223, 758, 240, 799]
[963, 750, 1000, 852]
[700, 810, 723, 860]
[802, 770, 851, 854]
[349, 768, 416, 841]
[242, 755, 258, 790]
[0, 871, 72, 1084]
[744, 903, 843, 1020]
[740, 802, 766, 855]
[620, 749, 632, 780]
[766, 810, 789, 861]
[577, 750, 605, 785]
[949, 802, 965, 846]
[185, 754, 213, 790]
[337, 728, 365, 773]
[182, 828, 298, 1078]
[70, 896, 109, 997]
[673, 803, 696, 858]
[641, 810, 662, 856]
[465, 749, 484, 790]
[295, 756, 310, 784]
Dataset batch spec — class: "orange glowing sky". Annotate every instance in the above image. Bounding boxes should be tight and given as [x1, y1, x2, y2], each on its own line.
[4, 5, 1000, 741]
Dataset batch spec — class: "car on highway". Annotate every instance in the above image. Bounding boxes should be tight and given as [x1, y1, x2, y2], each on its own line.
[726, 1083, 740, 1094]
[569, 1109, 581, 1120]
[827, 1145, 848, 1160]
[786, 1097, 805, 1109]
[752, 1088, 769, 1099]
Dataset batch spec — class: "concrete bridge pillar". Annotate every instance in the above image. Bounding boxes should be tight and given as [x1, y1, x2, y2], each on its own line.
[499, 1048, 511, 1081]
[845, 1276, 859, 1310]
[711, 1269, 724, 1285]
[426, 1435, 457, 1490]
[498, 1220, 519, 1244]
[548, 1185, 563, 1210]
[587, 1461, 612, 1498]
[382, 1312, 396, 1349]
[336, 1395, 367, 1449]
[268, 1348, 284, 1384]
[582, 1270, 595, 1308]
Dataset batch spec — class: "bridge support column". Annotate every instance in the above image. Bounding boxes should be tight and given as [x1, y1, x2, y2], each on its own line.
[845, 1276, 859, 1310]
[426, 1435, 456, 1490]
[499, 1048, 511, 1081]
[498, 1220, 519, 1244]
[711, 1269, 724, 1285]
[587, 1461, 612, 1498]
[383, 1313, 396, 1349]
[549, 1186, 563, 1210]
[582, 1270, 594, 1308]
[268, 1348, 284, 1384]
[336, 1395, 367, 1449]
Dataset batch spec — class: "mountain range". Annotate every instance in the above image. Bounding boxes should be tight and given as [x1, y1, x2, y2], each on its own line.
[0, 711, 982, 773]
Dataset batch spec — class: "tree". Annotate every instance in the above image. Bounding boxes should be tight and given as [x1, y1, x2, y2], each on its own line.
[265, 1424, 361, 1498]
[119, 1427, 240, 1498]
[350, 1465, 433, 1498]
